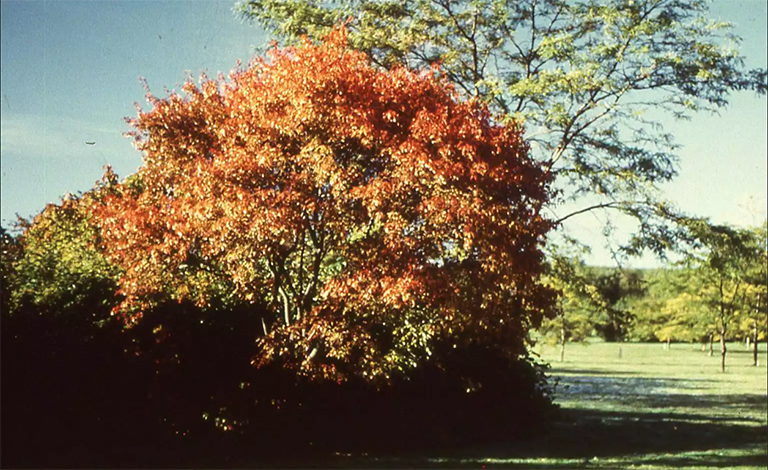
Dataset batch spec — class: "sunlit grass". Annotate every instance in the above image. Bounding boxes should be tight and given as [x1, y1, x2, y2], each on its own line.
[313, 341, 768, 469]
[539, 339, 767, 409]
[526, 340, 768, 469]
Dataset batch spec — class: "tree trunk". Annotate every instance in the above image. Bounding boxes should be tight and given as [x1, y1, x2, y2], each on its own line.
[708, 333, 714, 357]
[720, 329, 727, 373]
[746, 335, 751, 350]
[719, 278, 727, 372]
[753, 320, 759, 367]
[559, 321, 566, 363]
[666, 338, 671, 350]
[280, 288, 291, 326]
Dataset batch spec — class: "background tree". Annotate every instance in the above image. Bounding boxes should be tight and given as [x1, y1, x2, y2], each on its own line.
[237, 0, 767, 257]
[8, 191, 121, 322]
[94, 28, 556, 386]
[621, 267, 716, 350]
[0, 189, 170, 467]
[581, 265, 645, 342]
[653, 271, 713, 347]
[626, 267, 675, 342]
[539, 249, 600, 361]
[736, 222, 767, 366]
[678, 220, 767, 372]
[0, 226, 22, 313]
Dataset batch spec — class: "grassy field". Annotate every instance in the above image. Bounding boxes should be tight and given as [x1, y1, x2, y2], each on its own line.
[303, 341, 768, 469]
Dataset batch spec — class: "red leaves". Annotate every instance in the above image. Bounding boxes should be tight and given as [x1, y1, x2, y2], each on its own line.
[93, 26, 555, 382]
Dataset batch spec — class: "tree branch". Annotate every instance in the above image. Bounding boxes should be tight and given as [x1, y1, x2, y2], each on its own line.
[554, 201, 630, 225]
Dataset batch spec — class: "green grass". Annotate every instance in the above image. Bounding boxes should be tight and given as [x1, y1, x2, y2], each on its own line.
[300, 341, 767, 469]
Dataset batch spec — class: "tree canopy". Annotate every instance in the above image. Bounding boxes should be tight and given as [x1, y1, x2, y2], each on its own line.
[237, 0, 767, 257]
[94, 28, 555, 382]
[7, 190, 120, 321]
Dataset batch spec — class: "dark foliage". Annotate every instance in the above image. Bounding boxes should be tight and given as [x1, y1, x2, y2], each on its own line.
[2, 301, 165, 468]
[2, 294, 556, 468]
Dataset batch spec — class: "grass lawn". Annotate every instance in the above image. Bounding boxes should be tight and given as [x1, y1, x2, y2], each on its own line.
[295, 341, 768, 469]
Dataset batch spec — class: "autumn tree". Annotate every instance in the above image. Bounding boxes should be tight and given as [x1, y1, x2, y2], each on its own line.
[237, 0, 767, 257]
[94, 28, 555, 383]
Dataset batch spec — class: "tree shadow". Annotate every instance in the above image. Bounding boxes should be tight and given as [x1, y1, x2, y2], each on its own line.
[624, 452, 767, 469]
[552, 374, 713, 399]
[552, 374, 766, 415]
[293, 374, 767, 469]
[534, 405, 767, 457]
[220, 400, 767, 469]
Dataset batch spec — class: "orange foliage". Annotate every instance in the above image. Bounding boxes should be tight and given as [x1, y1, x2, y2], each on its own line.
[94, 27, 555, 381]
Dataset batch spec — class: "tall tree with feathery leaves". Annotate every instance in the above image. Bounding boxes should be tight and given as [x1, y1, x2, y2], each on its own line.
[236, 0, 767, 258]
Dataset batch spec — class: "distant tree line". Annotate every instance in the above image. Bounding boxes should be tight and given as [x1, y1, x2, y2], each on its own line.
[537, 221, 768, 371]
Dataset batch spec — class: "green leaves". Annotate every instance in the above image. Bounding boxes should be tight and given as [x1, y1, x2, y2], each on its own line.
[9, 194, 121, 319]
[239, 0, 767, 256]
[638, 220, 767, 351]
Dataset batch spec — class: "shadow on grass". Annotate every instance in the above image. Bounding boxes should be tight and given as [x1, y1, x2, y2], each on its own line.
[553, 374, 711, 399]
[318, 407, 767, 469]
[286, 375, 768, 469]
[223, 406, 767, 469]
[552, 374, 766, 414]
[25, 374, 762, 469]
[629, 392, 767, 417]
[726, 349, 765, 355]
[527, 406, 767, 458]
[625, 452, 768, 469]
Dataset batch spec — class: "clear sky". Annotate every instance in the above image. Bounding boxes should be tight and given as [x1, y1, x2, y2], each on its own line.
[1, 0, 766, 268]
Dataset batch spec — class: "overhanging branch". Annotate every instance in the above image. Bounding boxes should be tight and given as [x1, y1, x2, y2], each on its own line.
[554, 201, 628, 225]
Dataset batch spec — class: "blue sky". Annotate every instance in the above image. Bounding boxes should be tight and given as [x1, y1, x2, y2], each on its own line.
[1, 0, 766, 267]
